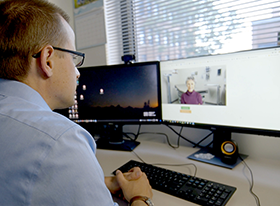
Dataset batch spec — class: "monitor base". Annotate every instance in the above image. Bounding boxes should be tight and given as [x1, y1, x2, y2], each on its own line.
[96, 138, 140, 151]
[188, 148, 248, 169]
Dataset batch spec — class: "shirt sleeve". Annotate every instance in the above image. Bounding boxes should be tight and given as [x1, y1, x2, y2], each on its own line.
[31, 125, 116, 206]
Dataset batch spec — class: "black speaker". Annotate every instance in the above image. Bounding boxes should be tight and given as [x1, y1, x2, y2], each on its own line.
[220, 140, 239, 164]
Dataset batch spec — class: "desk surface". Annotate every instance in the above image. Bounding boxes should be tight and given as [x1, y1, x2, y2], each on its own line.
[96, 137, 280, 206]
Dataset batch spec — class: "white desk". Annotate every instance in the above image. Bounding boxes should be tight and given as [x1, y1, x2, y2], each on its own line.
[96, 137, 280, 205]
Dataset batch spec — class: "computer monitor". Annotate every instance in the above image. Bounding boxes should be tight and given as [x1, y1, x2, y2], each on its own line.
[65, 61, 162, 151]
[160, 46, 280, 168]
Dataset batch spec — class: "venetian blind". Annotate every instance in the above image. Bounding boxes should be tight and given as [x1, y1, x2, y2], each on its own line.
[105, 0, 280, 65]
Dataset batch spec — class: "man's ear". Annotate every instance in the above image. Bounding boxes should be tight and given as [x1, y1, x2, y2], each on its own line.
[39, 45, 55, 78]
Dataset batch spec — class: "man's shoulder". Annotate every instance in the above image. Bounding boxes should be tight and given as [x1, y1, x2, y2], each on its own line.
[0, 95, 82, 140]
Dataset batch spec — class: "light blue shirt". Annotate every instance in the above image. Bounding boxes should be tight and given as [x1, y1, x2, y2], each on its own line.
[0, 79, 118, 206]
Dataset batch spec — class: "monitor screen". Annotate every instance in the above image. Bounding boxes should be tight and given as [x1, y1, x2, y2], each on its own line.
[160, 47, 280, 166]
[74, 61, 161, 123]
[65, 61, 162, 151]
[160, 47, 280, 135]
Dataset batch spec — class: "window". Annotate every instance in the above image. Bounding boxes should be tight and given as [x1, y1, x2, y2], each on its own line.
[105, 0, 280, 65]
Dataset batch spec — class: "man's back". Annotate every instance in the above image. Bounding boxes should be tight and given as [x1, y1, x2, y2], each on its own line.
[0, 79, 116, 205]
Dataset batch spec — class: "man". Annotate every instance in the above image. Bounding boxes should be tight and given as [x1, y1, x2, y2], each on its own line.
[0, 1, 152, 205]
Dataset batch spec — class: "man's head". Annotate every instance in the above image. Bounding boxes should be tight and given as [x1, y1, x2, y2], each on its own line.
[0, 0, 70, 81]
[186, 76, 196, 92]
[0, 0, 82, 110]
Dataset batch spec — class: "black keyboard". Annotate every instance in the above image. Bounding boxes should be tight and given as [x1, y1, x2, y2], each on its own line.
[113, 160, 236, 206]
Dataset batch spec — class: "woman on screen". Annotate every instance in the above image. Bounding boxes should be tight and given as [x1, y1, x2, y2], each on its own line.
[181, 77, 203, 105]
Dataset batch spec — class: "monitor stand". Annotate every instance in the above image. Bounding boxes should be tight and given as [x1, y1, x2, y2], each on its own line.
[96, 138, 140, 151]
[96, 124, 140, 151]
[188, 130, 248, 169]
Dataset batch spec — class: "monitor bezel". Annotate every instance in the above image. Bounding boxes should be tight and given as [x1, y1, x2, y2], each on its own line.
[76, 61, 163, 125]
[160, 46, 280, 138]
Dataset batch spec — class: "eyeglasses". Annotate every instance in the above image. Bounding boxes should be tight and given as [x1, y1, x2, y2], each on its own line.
[32, 46, 85, 67]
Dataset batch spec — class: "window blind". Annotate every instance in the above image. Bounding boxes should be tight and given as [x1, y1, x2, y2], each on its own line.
[105, 0, 280, 65]
[105, 0, 136, 64]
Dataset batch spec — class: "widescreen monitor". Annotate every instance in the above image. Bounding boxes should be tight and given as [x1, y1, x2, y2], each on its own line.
[160, 46, 280, 167]
[68, 61, 162, 151]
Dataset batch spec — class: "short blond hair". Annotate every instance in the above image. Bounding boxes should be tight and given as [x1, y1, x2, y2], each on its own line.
[0, 0, 70, 80]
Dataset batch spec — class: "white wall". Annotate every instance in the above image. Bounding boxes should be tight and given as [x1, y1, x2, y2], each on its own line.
[49, 0, 107, 66]
[48, 0, 74, 28]
[50, 0, 280, 161]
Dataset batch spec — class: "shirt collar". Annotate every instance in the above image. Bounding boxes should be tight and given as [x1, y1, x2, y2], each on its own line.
[0, 78, 51, 111]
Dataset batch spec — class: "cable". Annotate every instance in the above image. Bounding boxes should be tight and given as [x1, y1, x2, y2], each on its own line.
[131, 149, 146, 163]
[124, 124, 214, 150]
[165, 124, 202, 147]
[176, 126, 183, 149]
[122, 125, 142, 141]
[123, 132, 135, 141]
[123, 125, 181, 149]
[131, 149, 197, 177]
[193, 131, 213, 148]
[137, 132, 179, 149]
[165, 124, 215, 150]
[239, 155, 261, 206]
[134, 124, 142, 141]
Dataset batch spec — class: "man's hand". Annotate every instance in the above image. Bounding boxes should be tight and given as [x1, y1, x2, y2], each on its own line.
[105, 167, 143, 194]
[115, 169, 153, 202]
